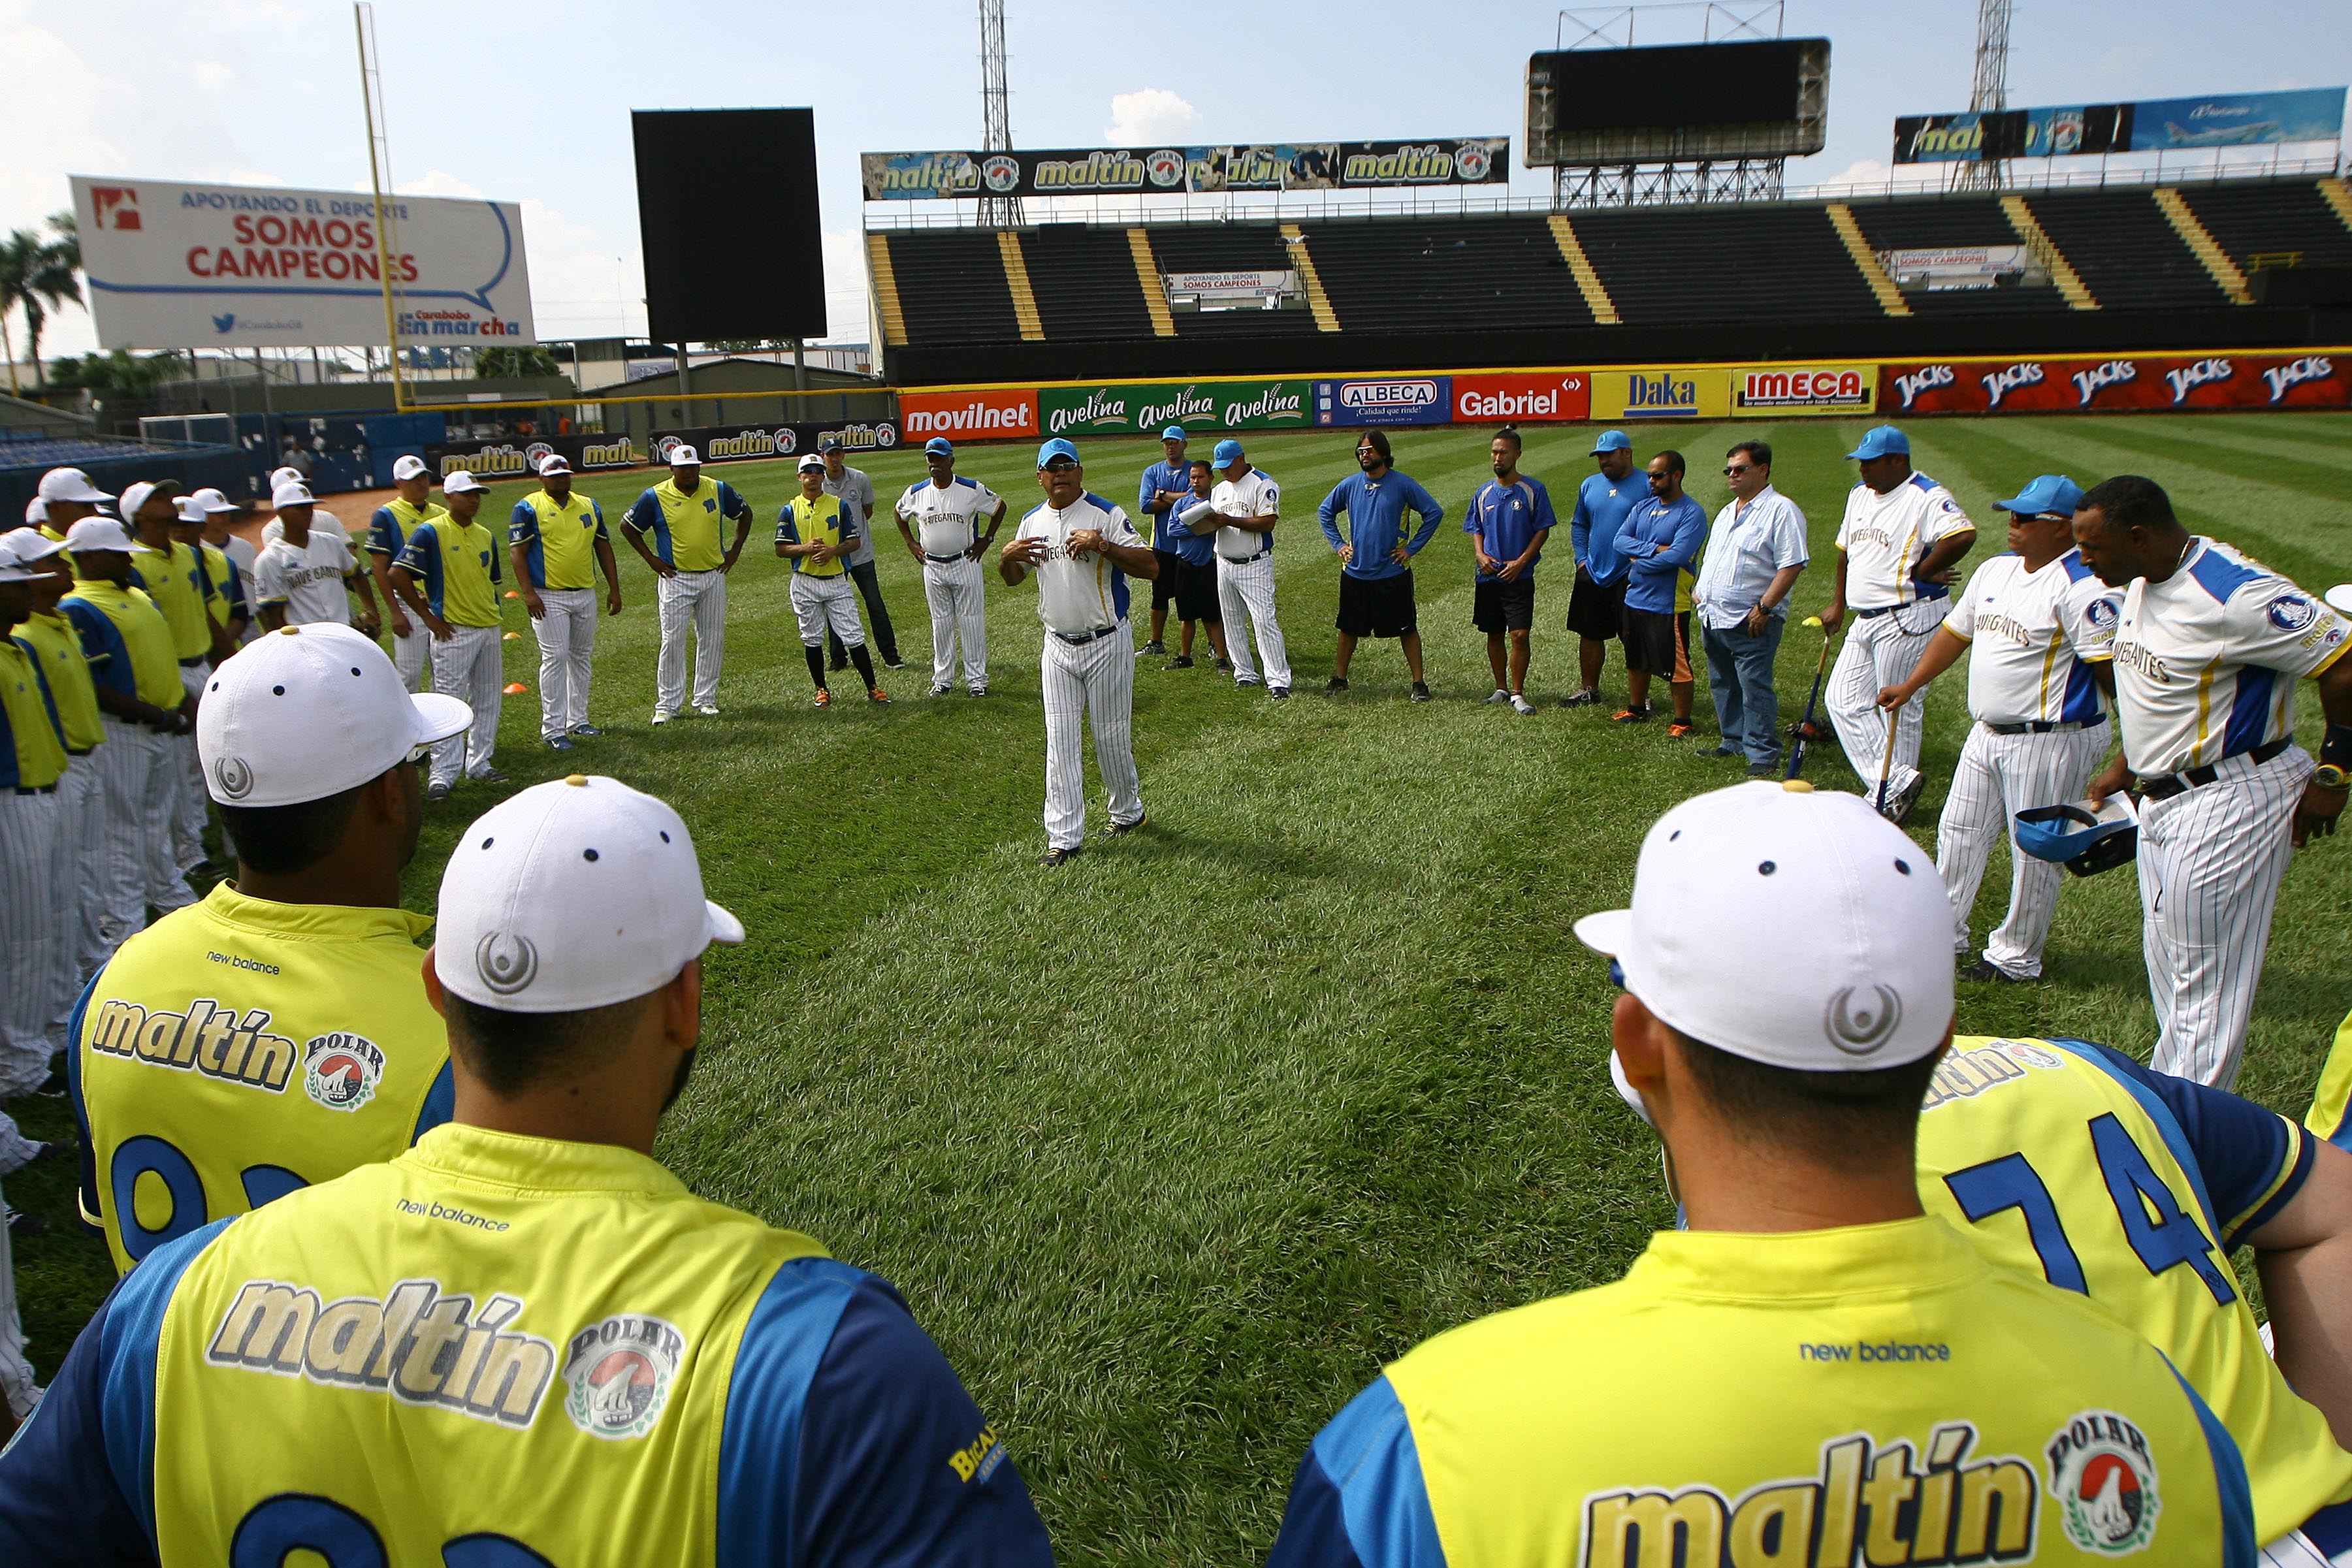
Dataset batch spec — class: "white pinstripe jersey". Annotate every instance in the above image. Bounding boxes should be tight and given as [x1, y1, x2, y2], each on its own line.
[2110, 537, 2351, 776]
[1208, 469, 1280, 561]
[1942, 549, 2119, 725]
[1013, 494, 1144, 635]
[1836, 472, 1974, 610]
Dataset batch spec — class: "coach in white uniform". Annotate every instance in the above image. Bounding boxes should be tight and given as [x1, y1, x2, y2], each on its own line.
[2076, 474, 2352, 1089]
[1822, 426, 1976, 821]
[1209, 438, 1290, 696]
[895, 436, 1004, 697]
[1876, 475, 2118, 984]
[251, 481, 374, 630]
[1001, 438, 1158, 866]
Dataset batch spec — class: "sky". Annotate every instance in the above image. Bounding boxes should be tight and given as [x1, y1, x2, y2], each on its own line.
[6, 0, 2347, 360]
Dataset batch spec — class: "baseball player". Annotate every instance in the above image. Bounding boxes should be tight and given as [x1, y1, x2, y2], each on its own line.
[188, 488, 258, 647]
[1001, 437, 1158, 865]
[58, 517, 193, 931]
[2074, 475, 2352, 1089]
[390, 470, 510, 802]
[1872, 475, 2118, 984]
[1270, 782, 2257, 1568]
[777, 453, 888, 707]
[1209, 438, 1291, 697]
[510, 453, 622, 752]
[31, 467, 112, 538]
[259, 462, 353, 549]
[820, 435, 903, 673]
[123, 479, 231, 878]
[1562, 429, 1643, 707]
[1822, 426, 1979, 822]
[0, 543, 68, 1100]
[174, 494, 249, 647]
[895, 436, 1005, 697]
[0, 775, 1057, 1567]
[1462, 426, 1556, 715]
[624, 443, 751, 724]
[365, 455, 449, 689]
[251, 480, 378, 632]
[1317, 428, 1443, 700]
[65, 622, 465, 1274]
[1136, 425, 1228, 668]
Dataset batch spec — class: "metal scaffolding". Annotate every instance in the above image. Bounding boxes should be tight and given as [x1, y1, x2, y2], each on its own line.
[976, 0, 1023, 229]
[1952, 0, 2014, 191]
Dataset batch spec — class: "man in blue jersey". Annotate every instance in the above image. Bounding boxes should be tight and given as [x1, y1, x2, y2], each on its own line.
[1563, 429, 1642, 709]
[1317, 430, 1444, 701]
[1136, 426, 1227, 669]
[1462, 427, 1555, 715]
[0, 774, 1055, 1567]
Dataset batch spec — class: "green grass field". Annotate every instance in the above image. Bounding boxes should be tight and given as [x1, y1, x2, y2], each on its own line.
[12, 411, 2351, 1563]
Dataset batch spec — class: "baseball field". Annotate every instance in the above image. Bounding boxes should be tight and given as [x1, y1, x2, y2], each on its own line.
[14, 409, 2351, 1562]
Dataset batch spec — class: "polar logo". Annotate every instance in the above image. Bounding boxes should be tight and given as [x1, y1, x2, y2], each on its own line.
[1893, 364, 1956, 409]
[1339, 381, 1439, 409]
[1145, 149, 1185, 188]
[2165, 358, 2232, 404]
[2263, 355, 2334, 404]
[1454, 142, 1492, 180]
[2070, 360, 2136, 408]
[1980, 361, 2046, 411]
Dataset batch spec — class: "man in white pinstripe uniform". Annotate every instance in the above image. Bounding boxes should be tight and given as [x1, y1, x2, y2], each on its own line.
[1822, 426, 1977, 822]
[999, 438, 1159, 867]
[2075, 475, 2352, 1089]
[895, 436, 1003, 697]
[1875, 475, 2119, 984]
[1209, 439, 1291, 697]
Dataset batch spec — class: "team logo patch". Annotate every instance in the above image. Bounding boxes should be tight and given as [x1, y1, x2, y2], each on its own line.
[2048, 1411, 2161, 1554]
[302, 1032, 384, 1112]
[2004, 1040, 2065, 1069]
[213, 754, 256, 800]
[562, 1315, 686, 1439]
[2085, 598, 2120, 629]
[1823, 985, 1903, 1056]
[475, 932, 539, 995]
[2268, 595, 2318, 632]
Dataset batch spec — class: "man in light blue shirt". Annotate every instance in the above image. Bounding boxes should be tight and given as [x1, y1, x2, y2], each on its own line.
[1613, 449, 1709, 733]
[1564, 429, 1644, 708]
[1316, 429, 1444, 700]
[1692, 439, 1810, 775]
[1135, 426, 1227, 669]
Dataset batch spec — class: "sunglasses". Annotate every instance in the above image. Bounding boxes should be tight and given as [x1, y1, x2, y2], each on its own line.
[1724, 464, 1755, 476]
[1042, 459, 1079, 473]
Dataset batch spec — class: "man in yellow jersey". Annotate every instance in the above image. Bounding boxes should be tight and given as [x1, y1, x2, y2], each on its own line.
[59, 517, 194, 932]
[624, 443, 751, 724]
[0, 774, 1057, 1568]
[390, 470, 509, 802]
[173, 493, 250, 647]
[368, 456, 445, 690]
[188, 488, 259, 647]
[33, 466, 113, 537]
[1270, 780, 2257, 1568]
[67, 622, 467, 1274]
[777, 453, 888, 707]
[511, 452, 622, 751]
[121, 479, 231, 882]
[0, 541, 70, 1104]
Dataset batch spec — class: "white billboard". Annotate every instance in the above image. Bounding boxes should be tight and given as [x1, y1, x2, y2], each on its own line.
[71, 176, 536, 349]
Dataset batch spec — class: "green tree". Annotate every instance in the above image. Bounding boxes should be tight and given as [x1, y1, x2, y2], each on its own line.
[47, 348, 176, 400]
[0, 211, 84, 394]
[475, 345, 559, 379]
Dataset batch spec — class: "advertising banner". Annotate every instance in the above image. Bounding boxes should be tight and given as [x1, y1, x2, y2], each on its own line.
[862, 138, 1508, 199]
[1893, 88, 2343, 162]
[72, 175, 536, 349]
[1879, 353, 2349, 414]
[1730, 364, 1877, 417]
[1450, 372, 1591, 424]
[899, 387, 1040, 441]
[1041, 380, 1313, 438]
[425, 434, 640, 481]
[647, 420, 903, 466]
[1590, 367, 1728, 422]
[1313, 376, 1452, 427]
[2125, 89, 2346, 151]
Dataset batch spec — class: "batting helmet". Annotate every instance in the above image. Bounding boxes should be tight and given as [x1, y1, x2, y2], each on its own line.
[2014, 801, 2138, 877]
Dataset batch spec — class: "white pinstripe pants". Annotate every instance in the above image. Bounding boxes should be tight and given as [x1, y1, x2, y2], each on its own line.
[430, 623, 505, 790]
[1217, 554, 1290, 688]
[48, 758, 110, 1037]
[2138, 744, 2314, 1089]
[1936, 721, 2107, 979]
[530, 587, 597, 739]
[1042, 624, 1142, 850]
[0, 790, 64, 1094]
[655, 569, 726, 714]
[91, 716, 180, 929]
[1828, 599, 1946, 799]
[172, 662, 210, 870]
[389, 622, 434, 692]
[0, 1174, 35, 1422]
[924, 557, 989, 690]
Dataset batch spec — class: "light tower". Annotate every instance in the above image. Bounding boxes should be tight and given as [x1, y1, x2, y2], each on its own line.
[1954, 0, 2012, 191]
[977, 0, 1023, 229]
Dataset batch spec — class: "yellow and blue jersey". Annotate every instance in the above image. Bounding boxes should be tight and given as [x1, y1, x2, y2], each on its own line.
[2306, 1010, 2352, 1153]
[775, 492, 856, 578]
[510, 488, 610, 590]
[198, 541, 247, 633]
[13, 611, 105, 752]
[129, 539, 216, 660]
[61, 579, 185, 709]
[0, 636, 67, 791]
[394, 515, 503, 628]
[0, 1123, 1054, 1568]
[366, 494, 449, 564]
[67, 881, 455, 1274]
[626, 477, 749, 571]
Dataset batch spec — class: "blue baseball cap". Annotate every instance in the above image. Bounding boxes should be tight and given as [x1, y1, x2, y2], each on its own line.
[1993, 475, 2086, 517]
[1037, 438, 1080, 468]
[923, 437, 954, 457]
[1590, 430, 1631, 455]
[1212, 439, 1244, 466]
[1160, 425, 1188, 441]
[1846, 426, 1910, 460]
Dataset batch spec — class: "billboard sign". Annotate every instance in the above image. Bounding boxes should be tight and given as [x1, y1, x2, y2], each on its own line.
[861, 139, 1508, 199]
[1731, 364, 1876, 417]
[1041, 380, 1312, 437]
[2127, 89, 2347, 150]
[1893, 88, 2344, 162]
[1451, 372, 1590, 424]
[425, 435, 638, 480]
[648, 421, 902, 466]
[1313, 377, 1451, 427]
[899, 387, 1040, 441]
[1879, 353, 2349, 413]
[72, 175, 536, 349]
[1590, 367, 1728, 421]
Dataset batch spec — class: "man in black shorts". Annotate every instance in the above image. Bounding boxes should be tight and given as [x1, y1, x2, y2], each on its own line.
[1463, 427, 1556, 715]
[1315, 430, 1445, 699]
[1135, 425, 1225, 666]
[1613, 449, 1710, 733]
[1562, 430, 1643, 707]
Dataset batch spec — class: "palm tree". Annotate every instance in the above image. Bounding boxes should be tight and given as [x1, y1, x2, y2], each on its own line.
[0, 211, 84, 395]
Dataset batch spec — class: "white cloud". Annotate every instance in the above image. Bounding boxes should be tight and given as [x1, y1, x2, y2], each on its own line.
[396, 168, 487, 200]
[189, 59, 233, 92]
[1104, 88, 1200, 147]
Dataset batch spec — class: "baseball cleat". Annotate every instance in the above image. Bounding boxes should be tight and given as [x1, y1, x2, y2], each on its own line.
[1039, 845, 1082, 868]
[570, 723, 603, 737]
[929, 682, 953, 697]
[546, 736, 574, 751]
[1106, 813, 1148, 835]
[1142, 639, 1167, 655]
[1667, 720, 1694, 737]
[1511, 694, 1538, 716]
[1611, 705, 1651, 724]
[1269, 686, 1290, 699]
[1884, 775, 1927, 824]
[868, 688, 892, 705]
[1236, 676, 1263, 690]
[1483, 688, 1511, 705]
[969, 686, 988, 697]
[813, 689, 832, 708]
[1324, 677, 1349, 694]
[1959, 959, 2029, 984]
[1166, 654, 1195, 669]
[882, 656, 906, 669]
[1410, 681, 1432, 703]
[1561, 688, 1600, 708]
[1699, 744, 1740, 759]
[1213, 656, 1234, 672]
[1747, 762, 1777, 778]
[694, 703, 720, 718]
[470, 767, 510, 784]
[651, 710, 673, 726]
[427, 781, 453, 801]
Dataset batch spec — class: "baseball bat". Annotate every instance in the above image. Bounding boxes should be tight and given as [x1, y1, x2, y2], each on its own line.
[1785, 616, 1832, 781]
[1873, 694, 1902, 816]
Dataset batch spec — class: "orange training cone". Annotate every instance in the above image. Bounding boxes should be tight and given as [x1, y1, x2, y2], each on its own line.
[503, 682, 528, 695]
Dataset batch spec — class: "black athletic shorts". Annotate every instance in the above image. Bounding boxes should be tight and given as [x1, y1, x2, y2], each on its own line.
[1174, 558, 1221, 623]
[1622, 605, 1690, 677]
[1472, 575, 1537, 633]
[1336, 569, 1417, 638]
[1151, 549, 1185, 611]
[1565, 566, 1625, 641]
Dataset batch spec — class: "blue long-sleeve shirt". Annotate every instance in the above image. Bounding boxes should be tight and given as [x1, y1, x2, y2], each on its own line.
[1614, 493, 1709, 614]
[1138, 458, 1214, 565]
[1570, 470, 1646, 587]
[1317, 470, 1444, 582]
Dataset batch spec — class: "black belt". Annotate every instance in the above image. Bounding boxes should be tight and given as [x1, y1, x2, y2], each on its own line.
[13, 784, 56, 796]
[178, 654, 208, 667]
[1984, 713, 2107, 736]
[1855, 587, 1949, 620]
[1051, 624, 1121, 647]
[924, 552, 969, 563]
[67, 746, 93, 756]
[1220, 550, 1270, 565]
[2140, 736, 2292, 802]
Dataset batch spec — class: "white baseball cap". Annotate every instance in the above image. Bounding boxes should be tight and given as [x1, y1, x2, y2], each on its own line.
[24, 497, 48, 526]
[174, 495, 209, 524]
[268, 466, 304, 490]
[392, 454, 431, 482]
[1573, 780, 1954, 1070]
[666, 443, 701, 467]
[199, 623, 470, 807]
[271, 481, 317, 510]
[796, 453, 825, 472]
[0, 530, 65, 581]
[37, 467, 113, 504]
[63, 517, 141, 554]
[118, 480, 174, 524]
[442, 470, 489, 495]
[536, 453, 573, 477]
[2327, 584, 2352, 616]
[434, 775, 745, 1013]
[189, 487, 240, 515]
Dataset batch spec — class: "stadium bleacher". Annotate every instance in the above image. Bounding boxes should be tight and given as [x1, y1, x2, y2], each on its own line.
[1845, 194, 2072, 317]
[1144, 223, 1308, 338]
[1570, 202, 1878, 325]
[1018, 225, 1155, 341]
[1297, 215, 1595, 332]
[2181, 179, 2352, 274]
[887, 229, 1025, 347]
[2017, 188, 2232, 312]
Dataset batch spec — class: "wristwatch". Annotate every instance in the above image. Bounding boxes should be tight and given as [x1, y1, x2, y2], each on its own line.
[2314, 764, 2351, 791]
